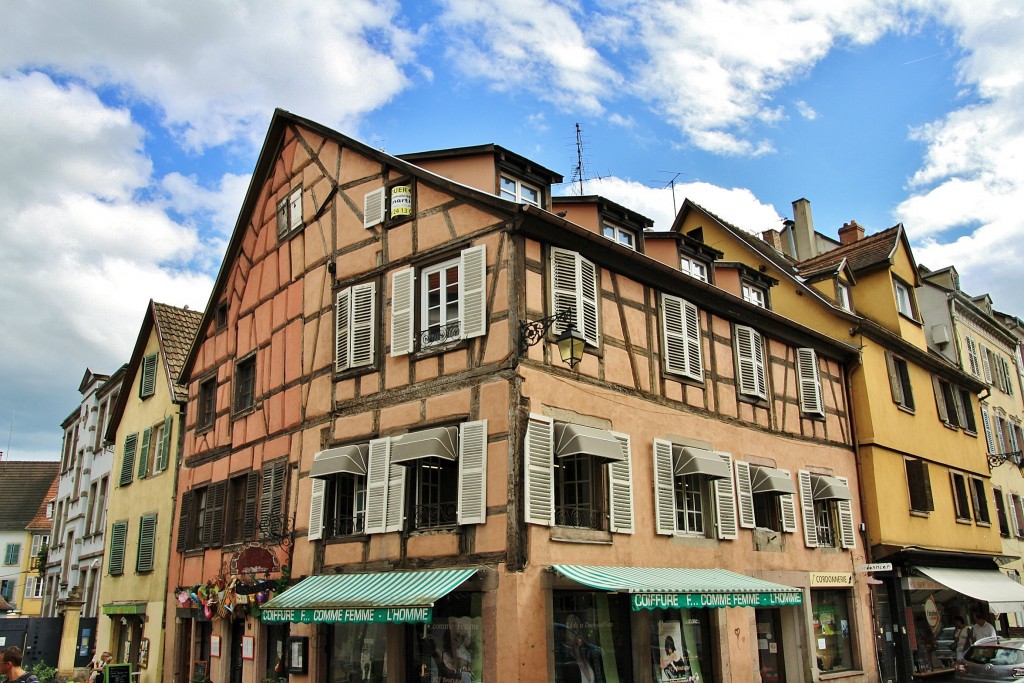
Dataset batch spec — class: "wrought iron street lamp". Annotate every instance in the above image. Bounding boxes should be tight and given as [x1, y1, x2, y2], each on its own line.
[519, 309, 586, 369]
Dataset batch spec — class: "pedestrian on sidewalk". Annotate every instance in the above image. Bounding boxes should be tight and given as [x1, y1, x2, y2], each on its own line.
[1, 647, 40, 683]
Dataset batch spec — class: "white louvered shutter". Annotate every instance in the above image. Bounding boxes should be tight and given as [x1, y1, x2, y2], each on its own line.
[981, 345, 993, 383]
[779, 469, 798, 533]
[966, 337, 980, 377]
[734, 460, 756, 529]
[457, 420, 488, 525]
[683, 298, 703, 380]
[579, 256, 599, 346]
[714, 452, 738, 540]
[335, 288, 351, 371]
[662, 294, 702, 381]
[982, 406, 995, 453]
[798, 470, 818, 547]
[524, 414, 554, 526]
[996, 416, 1008, 453]
[350, 282, 376, 368]
[550, 248, 599, 347]
[384, 458, 406, 533]
[460, 246, 487, 339]
[365, 438, 391, 534]
[364, 187, 386, 228]
[288, 187, 303, 230]
[608, 432, 634, 534]
[653, 439, 676, 536]
[1009, 494, 1020, 538]
[837, 475, 856, 549]
[390, 269, 415, 357]
[735, 325, 767, 399]
[797, 348, 823, 415]
[308, 477, 325, 541]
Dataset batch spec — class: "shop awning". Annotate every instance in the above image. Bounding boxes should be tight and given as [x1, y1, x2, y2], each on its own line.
[812, 475, 852, 501]
[554, 424, 624, 462]
[751, 466, 796, 495]
[310, 444, 368, 478]
[551, 565, 802, 610]
[673, 446, 729, 480]
[390, 426, 459, 464]
[259, 568, 477, 624]
[916, 566, 1024, 613]
[102, 602, 146, 615]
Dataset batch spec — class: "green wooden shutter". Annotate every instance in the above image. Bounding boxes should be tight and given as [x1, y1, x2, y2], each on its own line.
[109, 521, 128, 575]
[137, 427, 152, 479]
[136, 514, 157, 572]
[140, 353, 157, 398]
[119, 434, 138, 487]
[258, 461, 286, 538]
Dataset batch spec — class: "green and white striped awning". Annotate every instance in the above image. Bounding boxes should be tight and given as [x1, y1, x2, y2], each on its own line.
[260, 568, 477, 624]
[551, 565, 803, 610]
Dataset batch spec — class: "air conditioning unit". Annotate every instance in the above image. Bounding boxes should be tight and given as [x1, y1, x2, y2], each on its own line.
[931, 324, 951, 345]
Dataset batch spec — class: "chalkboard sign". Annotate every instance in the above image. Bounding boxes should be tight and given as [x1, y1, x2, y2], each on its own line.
[105, 664, 132, 683]
[192, 660, 208, 683]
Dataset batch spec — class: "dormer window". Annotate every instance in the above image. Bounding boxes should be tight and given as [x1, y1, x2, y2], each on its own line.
[680, 257, 709, 283]
[893, 278, 916, 319]
[602, 223, 636, 250]
[836, 282, 852, 312]
[742, 284, 767, 308]
[499, 175, 540, 206]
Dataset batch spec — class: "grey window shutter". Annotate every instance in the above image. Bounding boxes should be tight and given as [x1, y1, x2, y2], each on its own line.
[734, 460, 756, 529]
[205, 481, 227, 548]
[335, 287, 351, 372]
[120, 433, 138, 487]
[390, 269, 415, 357]
[460, 246, 487, 339]
[109, 521, 128, 575]
[276, 197, 289, 239]
[714, 452, 738, 540]
[735, 326, 766, 399]
[797, 348, 823, 415]
[157, 416, 172, 472]
[932, 376, 949, 423]
[176, 491, 192, 552]
[243, 472, 260, 540]
[308, 477, 325, 541]
[363, 187, 386, 228]
[550, 248, 599, 347]
[608, 432, 634, 534]
[137, 427, 152, 479]
[140, 353, 157, 398]
[458, 420, 488, 525]
[288, 187, 302, 230]
[365, 438, 391, 534]
[798, 470, 818, 547]
[884, 352, 904, 405]
[837, 476, 856, 549]
[661, 293, 688, 377]
[652, 439, 676, 536]
[579, 256, 600, 346]
[778, 469, 798, 533]
[524, 414, 554, 527]
[258, 461, 286, 539]
[384, 459, 405, 533]
[350, 282, 376, 368]
[136, 514, 157, 572]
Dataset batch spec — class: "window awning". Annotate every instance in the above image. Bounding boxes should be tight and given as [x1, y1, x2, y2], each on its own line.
[554, 423, 624, 463]
[673, 446, 729, 480]
[102, 602, 146, 615]
[812, 475, 852, 501]
[390, 426, 459, 465]
[751, 466, 796, 495]
[916, 566, 1024, 613]
[551, 565, 802, 610]
[260, 568, 477, 624]
[310, 444, 368, 478]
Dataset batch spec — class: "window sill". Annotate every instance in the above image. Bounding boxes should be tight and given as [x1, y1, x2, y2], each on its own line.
[897, 312, 922, 326]
[975, 521, 991, 528]
[231, 405, 257, 421]
[662, 371, 705, 387]
[801, 411, 826, 421]
[896, 404, 916, 415]
[325, 534, 367, 545]
[333, 365, 378, 382]
[955, 517, 973, 525]
[408, 526, 459, 537]
[738, 393, 770, 407]
[194, 423, 214, 436]
[550, 527, 612, 544]
[941, 421, 960, 431]
[413, 338, 469, 359]
[910, 509, 931, 518]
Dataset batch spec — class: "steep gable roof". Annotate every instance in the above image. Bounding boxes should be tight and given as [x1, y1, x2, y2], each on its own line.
[797, 224, 905, 276]
[27, 475, 58, 532]
[0, 461, 59, 530]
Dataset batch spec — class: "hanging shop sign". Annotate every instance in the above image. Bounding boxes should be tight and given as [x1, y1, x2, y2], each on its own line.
[230, 543, 281, 575]
[261, 606, 433, 624]
[810, 573, 854, 587]
[630, 591, 803, 611]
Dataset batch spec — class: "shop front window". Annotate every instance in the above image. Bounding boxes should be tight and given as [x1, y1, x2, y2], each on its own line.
[812, 590, 855, 674]
[329, 622, 387, 683]
[265, 624, 290, 683]
[648, 608, 714, 683]
[552, 591, 633, 683]
[902, 582, 975, 674]
[411, 592, 482, 683]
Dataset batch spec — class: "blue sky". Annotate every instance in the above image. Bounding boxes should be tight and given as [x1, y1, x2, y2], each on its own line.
[1, 0, 1022, 461]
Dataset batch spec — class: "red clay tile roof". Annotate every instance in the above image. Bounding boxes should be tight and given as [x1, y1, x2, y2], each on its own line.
[153, 302, 203, 402]
[27, 475, 58, 532]
[0, 461, 59, 530]
[797, 225, 901, 274]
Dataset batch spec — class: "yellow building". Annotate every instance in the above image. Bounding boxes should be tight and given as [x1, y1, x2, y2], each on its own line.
[667, 199, 1024, 682]
[97, 301, 202, 680]
[0, 462, 57, 617]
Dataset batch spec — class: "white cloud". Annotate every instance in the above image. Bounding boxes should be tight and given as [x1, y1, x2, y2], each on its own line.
[0, 0, 418, 151]
[796, 100, 818, 120]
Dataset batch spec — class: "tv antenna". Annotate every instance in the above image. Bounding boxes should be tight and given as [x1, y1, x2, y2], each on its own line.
[568, 123, 609, 196]
[654, 171, 689, 216]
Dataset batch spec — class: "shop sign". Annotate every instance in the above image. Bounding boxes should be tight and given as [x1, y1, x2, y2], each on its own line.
[904, 576, 942, 591]
[810, 573, 853, 587]
[260, 607, 432, 624]
[924, 595, 941, 628]
[630, 591, 803, 610]
[855, 562, 892, 573]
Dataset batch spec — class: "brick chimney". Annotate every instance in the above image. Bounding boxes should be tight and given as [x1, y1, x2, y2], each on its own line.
[838, 220, 864, 245]
[761, 229, 783, 252]
[791, 198, 817, 261]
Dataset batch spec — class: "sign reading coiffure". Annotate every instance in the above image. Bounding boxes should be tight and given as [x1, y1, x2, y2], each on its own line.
[631, 591, 803, 610]
[261, 607, 432, 624]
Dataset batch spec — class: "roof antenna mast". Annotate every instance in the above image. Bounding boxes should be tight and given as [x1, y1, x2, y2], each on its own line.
[572, 123, 586, 196]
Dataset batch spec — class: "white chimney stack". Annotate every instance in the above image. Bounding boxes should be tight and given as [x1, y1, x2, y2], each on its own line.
[792, 198, 817, 261]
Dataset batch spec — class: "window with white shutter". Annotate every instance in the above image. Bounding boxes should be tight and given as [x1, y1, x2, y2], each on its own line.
[981, 345, 993, 384]
[981, 406, 995, 453]
[734, 325, 767, 399]
[277, 187, 304, 239]
[661, 293, 703, 382]
[364, 438, 391, 535]
[525, 415, 555, 527]
[608, 433, 634, 534]
[734, 461, 755, 530]
[363, 188, 386, 228]
[336, 282, 377, 372]
[364, 180, 415, 229]
[653, 439, 676, 536]
[836, 475, 856, 549]
[798, 470, 818, 548]
[652, 439, 735, 540]
[457, 420, 489, 526]
[550, 248, 599, 347]
[965, 336, 980, 377]
[797, 348, 823, 415]
[307, 478, 326, 541]
[713, 452, 738, 540]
